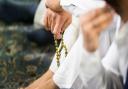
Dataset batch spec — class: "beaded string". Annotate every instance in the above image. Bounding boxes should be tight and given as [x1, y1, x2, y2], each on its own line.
[54, 34, 68, 67]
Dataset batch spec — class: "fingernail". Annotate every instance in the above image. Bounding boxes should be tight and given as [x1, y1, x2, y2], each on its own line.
[57, 34, 62, 39]
[52, 30, 56, 34]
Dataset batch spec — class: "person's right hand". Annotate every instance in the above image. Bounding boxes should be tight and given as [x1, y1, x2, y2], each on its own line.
[80, 7, 114, 52]
[43, 8, 72, 39]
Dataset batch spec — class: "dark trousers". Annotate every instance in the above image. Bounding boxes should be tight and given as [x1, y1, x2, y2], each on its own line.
[0, 0, 54, 45]
[26, 28, 54, 46]
[124, 70, 128, 89]
[0, 0, 38, 24]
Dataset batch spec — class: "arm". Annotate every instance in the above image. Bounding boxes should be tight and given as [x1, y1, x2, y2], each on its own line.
[25, 69, 53, 89]
[35, 78, 59, 89]
[43, 0, 72, 39]
[80, 6, 113, 52]
[43, 7, 72, 39]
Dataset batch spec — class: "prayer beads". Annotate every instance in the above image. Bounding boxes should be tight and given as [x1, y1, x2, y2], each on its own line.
[54, 34, 68, 67]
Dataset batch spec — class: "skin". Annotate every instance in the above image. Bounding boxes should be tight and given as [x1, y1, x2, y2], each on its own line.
[34, 79, 59, 89]
[23, 70, 59, 89]
[80, 7, 114, 52]
[44, 0, 72, 39]
[82, 0, 128, 52]
[23, 1, 118, 89]
[43, 8, 72, 39]
[21, 0, 70, 88]
[25, 70, 53, 89]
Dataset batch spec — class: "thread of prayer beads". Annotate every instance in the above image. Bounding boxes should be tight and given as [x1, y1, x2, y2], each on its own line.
[54, 36, 60, 67]
[54, 34, 68, 67]
[61, 35, 68, 57]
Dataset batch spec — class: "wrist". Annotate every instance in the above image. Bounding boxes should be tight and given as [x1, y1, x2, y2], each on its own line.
[45, 0, 63, 12]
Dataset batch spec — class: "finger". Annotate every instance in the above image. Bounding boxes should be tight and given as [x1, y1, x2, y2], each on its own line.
[51, 13, 57, 32]
[80, 6, 112, 26]
[53, 17, 66, 39]
[43, 8, 53, 31]
[83, 30, 99, 52]
[47, 9, 52, 30]
[56, 33, 62, 39]
[61, 17, 71, 33]
[80, 10, 98, 26]
[81, 21, 94, 33]
[54, 32, 62, 39]
[53, 16, 64, 35]
[43, 11, 49, 31]
[98, 15, 113, 33]
[82, 11, 113, 32]
[92, 11, 113, 33]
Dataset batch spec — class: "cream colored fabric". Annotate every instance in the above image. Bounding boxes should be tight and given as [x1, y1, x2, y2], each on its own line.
[50, 0, 121, 73]
[103, 22, 128, 83]
[34, 0, 45, 28]
[52, 1, 121, 89]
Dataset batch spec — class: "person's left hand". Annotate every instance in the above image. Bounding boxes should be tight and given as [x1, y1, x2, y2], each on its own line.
[80, 7, 114, 52]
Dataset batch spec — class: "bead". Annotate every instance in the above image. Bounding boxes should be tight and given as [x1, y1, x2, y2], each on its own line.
[54, 34, 68, 67]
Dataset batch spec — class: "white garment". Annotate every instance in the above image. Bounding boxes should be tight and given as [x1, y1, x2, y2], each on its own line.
[51, 1, 121, 89]
[61, 0, 105, 17]
[50, 0, 120, 73]
[80, 22, 128, 89]
[102, 22, 128, 83]
[60, 0, 105, 11]
[34, 0, 45, 28]
[53, 29, 121, 89]
[50, 16, 80, 73]
[53, 34, 102, 88]
[35, 0, 122, 88]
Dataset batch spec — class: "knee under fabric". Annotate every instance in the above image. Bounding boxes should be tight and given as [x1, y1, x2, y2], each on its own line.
[26, 28, 54, 46]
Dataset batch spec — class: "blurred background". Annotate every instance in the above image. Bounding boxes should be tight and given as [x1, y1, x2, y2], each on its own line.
[0, 0, 55, 88]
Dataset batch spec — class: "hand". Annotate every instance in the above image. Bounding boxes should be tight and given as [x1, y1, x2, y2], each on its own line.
[43, 8, 72, 39]
[80, 7, 114, 52]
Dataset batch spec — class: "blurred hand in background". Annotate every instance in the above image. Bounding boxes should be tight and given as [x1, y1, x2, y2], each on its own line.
[80, 7, 114, 52]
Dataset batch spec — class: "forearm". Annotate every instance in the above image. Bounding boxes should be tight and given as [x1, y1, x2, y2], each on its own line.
[25, 70, 53, 89]
[36, 78, 59, 89]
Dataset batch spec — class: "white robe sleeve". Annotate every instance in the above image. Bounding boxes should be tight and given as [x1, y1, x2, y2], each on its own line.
[102, 42, 120, 76]
[103, 22, 128, 83]
[53, 35, 83, 88]
[53, 34, 101, 88]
